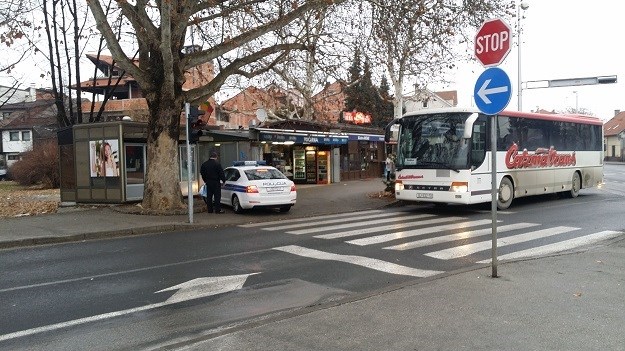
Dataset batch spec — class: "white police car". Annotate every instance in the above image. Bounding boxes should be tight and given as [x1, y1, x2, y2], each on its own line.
[221, 161, 297, 213]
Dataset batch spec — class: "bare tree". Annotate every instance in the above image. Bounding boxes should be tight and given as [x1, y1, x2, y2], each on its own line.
[367, 0, 510, 118]
[0, 0, 37, 107]
[265, 2, 362, 120]
[85, 0, 348, 212]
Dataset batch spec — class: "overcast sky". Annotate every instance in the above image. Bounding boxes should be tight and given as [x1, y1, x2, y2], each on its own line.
[3, 1, 622, 122]
[437, 0, 624, 121]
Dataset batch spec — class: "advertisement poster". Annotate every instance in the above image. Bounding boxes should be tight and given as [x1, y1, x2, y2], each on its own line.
[90, 140, 120, 177]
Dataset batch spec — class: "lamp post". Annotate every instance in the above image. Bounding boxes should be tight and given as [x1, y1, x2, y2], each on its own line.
[517, 1, 529, 111]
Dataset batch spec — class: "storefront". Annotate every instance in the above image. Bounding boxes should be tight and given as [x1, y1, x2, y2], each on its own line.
[256, 131, 346, 184]
[253, 120, 385, 184]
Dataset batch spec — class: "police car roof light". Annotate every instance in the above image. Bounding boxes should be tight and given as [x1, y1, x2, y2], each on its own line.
[232, 160, 267, 166]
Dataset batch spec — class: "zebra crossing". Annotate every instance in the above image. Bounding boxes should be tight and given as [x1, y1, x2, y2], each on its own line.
[241, 210, 621, 277]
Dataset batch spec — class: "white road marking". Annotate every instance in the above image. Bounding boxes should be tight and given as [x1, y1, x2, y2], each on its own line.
[477, 230, 622, 263]
[238, 210, 384, 228]
[425, 226, 579, 260]
[346, 219, 493, 246]
[315, 214, 438, 239]
[384, 222, 540, 251]
[288, 214, 434, 235]
[273, 245, 443, 278]
[0, 273, 257, 342]
[264, 211, 407, 231]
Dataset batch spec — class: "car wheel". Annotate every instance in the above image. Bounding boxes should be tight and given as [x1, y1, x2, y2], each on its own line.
[232, 195, 244, 214]
[279, 205, 292, 213]
[569, 172, 581, 198]
[497, 177, 514, 210]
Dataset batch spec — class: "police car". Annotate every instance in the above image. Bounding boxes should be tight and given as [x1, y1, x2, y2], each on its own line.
[221, 161, 297, 213]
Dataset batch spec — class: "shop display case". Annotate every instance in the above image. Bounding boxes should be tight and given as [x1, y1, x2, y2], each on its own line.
[305, 150, 317, 183]
[317, 151, 328, 184]
[293, 149, 306, 181]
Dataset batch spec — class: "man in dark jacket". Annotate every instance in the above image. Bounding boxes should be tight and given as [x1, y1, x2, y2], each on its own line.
[200, 151, 226, 213]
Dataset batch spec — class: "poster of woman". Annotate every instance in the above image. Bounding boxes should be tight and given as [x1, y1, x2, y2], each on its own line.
[90, 139, 120, 177]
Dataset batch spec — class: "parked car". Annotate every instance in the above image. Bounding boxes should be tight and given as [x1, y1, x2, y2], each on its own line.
[0, 168, 7, 181]
[221, 161, 297, 213]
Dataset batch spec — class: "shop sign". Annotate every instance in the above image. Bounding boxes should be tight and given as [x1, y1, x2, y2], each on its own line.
[259, 132, 347, 145]
[343, 111, 372, 124]
[348, 134, 385, 142]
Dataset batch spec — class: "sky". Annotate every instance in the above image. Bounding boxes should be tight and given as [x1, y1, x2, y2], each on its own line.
[435, 0, 624, 121]
[2, 1, 623, 122]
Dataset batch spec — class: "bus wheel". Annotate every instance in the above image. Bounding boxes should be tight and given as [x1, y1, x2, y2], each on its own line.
[497, 177, 514, 210]
[569, 172, 581, 198]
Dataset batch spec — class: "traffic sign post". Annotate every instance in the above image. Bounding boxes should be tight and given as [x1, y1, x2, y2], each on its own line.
[474, 17, 512, 278]
[475, 18, 512, 67]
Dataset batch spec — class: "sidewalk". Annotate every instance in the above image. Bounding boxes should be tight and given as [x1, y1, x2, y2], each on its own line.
[0, 179, 396, 249]
[182, 236, 625, 351]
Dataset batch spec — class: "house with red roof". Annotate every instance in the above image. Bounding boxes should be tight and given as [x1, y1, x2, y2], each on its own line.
[603, 110, 625, 161]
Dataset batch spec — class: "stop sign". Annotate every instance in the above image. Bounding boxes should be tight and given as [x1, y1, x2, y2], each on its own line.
[475, 18, 512, 67]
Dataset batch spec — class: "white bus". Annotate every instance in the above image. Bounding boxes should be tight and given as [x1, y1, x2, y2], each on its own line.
[386, 108, 603, 210]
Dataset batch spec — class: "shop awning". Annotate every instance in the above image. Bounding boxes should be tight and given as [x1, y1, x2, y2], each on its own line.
[258, 130, 348, 145]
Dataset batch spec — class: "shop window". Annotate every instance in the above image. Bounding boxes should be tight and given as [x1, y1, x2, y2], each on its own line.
[125, 145, 145, 184]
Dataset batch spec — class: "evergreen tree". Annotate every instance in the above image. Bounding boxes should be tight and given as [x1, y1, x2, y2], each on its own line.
[375, 75, 395, 128]
[344, 47, 362, 114]
[343, 49, 385, 126]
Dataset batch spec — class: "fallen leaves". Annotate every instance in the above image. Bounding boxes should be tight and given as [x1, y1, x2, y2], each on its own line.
[0, 183, 60, 218]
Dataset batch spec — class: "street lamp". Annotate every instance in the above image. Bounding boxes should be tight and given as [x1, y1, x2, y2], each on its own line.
[517, 1, 529, 111]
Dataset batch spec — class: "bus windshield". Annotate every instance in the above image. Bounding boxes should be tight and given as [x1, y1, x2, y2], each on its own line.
[397, 112, 472, 171]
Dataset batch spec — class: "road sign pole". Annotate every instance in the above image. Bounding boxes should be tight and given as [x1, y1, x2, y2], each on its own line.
[474, 17, 512, 278]
[185, 102, 193, 224]
[491, 114, 498, 278]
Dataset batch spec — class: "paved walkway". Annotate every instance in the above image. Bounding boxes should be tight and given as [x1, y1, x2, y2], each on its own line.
[0, 179, 395, 249]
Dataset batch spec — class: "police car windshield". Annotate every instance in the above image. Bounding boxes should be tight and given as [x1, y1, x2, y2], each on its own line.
[244, 168, 287, 180]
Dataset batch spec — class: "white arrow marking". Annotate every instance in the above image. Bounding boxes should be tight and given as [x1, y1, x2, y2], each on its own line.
[0, 273, 258, 342]
[477, 78, 509, 104]
[155, 273, 259, 303]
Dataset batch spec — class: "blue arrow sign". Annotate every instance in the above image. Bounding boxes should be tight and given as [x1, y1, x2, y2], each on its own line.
[474, 67, 512, 115]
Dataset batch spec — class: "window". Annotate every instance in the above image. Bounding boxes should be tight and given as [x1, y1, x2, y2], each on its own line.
[9, 131, 19, 141]
[22, 131, 31, 141]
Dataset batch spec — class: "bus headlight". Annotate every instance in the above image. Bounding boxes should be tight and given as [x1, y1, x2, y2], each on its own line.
[395, 180, 404, 191]
[450, 182, 468, 193]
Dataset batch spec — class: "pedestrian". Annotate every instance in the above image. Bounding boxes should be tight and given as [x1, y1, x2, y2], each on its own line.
[200, 151, 226, 214]
[385, 155, 393, 181]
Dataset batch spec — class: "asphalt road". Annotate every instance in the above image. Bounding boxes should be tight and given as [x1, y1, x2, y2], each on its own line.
[1, 164, 624, 350]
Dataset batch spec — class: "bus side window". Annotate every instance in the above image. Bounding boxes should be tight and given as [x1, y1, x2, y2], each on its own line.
[471, 120, 486, 168]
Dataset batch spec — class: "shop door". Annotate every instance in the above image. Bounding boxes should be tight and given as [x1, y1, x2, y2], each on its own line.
[317, 150, 329, 184]
[305, 150, 317, 184]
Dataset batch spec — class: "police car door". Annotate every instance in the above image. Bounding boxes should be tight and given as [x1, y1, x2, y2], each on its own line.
[221, 168, 238, 205]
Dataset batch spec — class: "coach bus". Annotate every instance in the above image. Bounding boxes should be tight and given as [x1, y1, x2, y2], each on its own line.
[385, 108, 603, 210]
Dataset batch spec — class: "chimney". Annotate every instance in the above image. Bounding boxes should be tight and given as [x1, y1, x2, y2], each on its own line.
[29, 83, 36, 102]
[615, 110, 621, 116]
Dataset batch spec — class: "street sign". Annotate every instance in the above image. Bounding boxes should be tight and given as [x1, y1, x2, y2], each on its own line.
[474, 67, 512, 115]
[475, 18, 512, 67]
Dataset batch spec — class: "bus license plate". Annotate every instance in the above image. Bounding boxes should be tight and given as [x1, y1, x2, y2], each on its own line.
[416, 193, 433, 199]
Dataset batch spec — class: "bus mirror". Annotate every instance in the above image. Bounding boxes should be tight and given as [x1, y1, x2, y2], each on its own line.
[463, 113, 479, 139]
[385, 120, 400, 143]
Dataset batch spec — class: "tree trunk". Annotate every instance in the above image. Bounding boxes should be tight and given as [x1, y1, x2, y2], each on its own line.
[142, 99, 185, 211]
